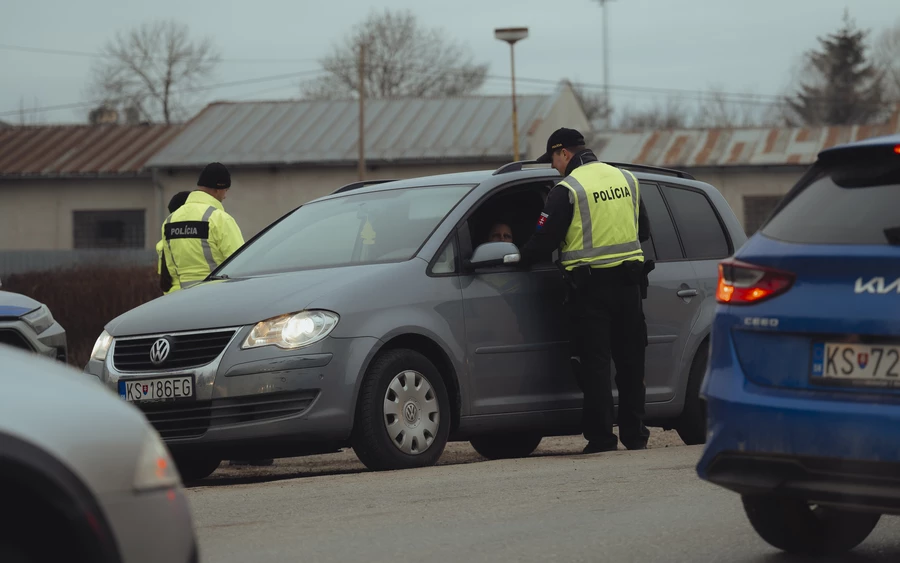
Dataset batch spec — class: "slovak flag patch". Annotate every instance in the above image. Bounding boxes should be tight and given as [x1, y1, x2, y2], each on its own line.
[537, 213, 549, 229]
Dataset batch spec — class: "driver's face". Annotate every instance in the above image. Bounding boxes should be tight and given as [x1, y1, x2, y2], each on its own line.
[489, 224, 513, 243]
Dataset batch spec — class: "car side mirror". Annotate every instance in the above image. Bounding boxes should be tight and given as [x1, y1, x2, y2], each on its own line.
[466, 242, 521, 269]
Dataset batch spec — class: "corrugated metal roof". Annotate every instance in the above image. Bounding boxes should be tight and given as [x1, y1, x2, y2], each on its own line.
[0, 124, 184, 178]
[147, 94, 558, 168]
[590, 110, 900, 168]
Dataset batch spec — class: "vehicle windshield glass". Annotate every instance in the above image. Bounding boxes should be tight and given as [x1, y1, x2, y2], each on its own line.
[761, 154, 900, 245]
[218, 185, 472, 277]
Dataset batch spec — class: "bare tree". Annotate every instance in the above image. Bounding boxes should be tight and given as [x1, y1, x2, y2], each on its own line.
[301, 9, 488, 99]
[86, 20, 220, 124]
[566, 80, 612, 125]
[617, 97, 693, 130]
[692, 87, 781, 128]
[874, 17, 900, 102]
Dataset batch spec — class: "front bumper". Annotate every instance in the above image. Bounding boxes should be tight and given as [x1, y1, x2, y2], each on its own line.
[100, 487, 198, 563]
[697, 330, 900, 513]
[0, 319, 67, 362]
[85, 330, 379, 458]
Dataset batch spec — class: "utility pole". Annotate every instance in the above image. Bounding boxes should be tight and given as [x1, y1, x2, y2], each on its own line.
[357, 42, 366, 181]
[595, 0, 613, 130]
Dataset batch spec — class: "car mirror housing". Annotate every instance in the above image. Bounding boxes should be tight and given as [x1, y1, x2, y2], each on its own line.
[466, 242, 521, 269]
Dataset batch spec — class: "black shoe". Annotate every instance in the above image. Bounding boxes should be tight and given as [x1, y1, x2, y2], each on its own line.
[582, 442, 619, 454]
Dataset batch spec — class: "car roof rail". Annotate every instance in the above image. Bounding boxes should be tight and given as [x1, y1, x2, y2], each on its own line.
[331, 179, 399, 194]
[492, 160, 545, 175]
[492, 159, 694, 180]
[603, 162, 695, 180]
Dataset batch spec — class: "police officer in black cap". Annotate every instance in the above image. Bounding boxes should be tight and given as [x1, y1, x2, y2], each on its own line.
[520, 127, 653, 453]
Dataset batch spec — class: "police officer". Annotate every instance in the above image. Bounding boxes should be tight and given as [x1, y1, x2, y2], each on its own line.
[160, 162, 244, 291]
[520, 128, 651, 454]
[157, 191, 191, 295]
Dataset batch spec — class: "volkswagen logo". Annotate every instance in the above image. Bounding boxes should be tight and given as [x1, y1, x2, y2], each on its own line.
[149, 338, 172, 366]
[404, 402, 419, 424]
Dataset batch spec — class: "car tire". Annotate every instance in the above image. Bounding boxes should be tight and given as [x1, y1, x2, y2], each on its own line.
[470, 433, 543, 460]
[174, 456, 221, 482]
[742, 495, 880, 555]
[675, 340, 708, 445]
[351, 349, 451, 471]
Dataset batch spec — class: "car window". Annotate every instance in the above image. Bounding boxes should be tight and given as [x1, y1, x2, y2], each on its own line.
[762, 157, 900, 245]
[662, 186, 730, 260]
[640, 183, 682, 261]
[219, 185, 472, 277]
[431, 237, 458, 275]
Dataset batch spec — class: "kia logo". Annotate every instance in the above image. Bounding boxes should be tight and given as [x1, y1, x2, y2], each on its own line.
[149, 338, 171, 366]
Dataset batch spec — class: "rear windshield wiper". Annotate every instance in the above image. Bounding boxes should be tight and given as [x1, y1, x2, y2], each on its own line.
[885, 227, 900, 246]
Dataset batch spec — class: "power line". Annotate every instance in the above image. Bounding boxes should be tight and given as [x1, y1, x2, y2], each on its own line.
[0, 42, 321, 64]
[0, 69, 327, 117]
[3, 60, 892, 119]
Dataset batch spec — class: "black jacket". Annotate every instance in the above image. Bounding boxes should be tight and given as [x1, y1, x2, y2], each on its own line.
[520, 149, 650, 266]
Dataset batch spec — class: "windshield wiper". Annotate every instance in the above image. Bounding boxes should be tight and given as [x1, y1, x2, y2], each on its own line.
[208, 273, 230, 280]
[885, 227, 900, 246]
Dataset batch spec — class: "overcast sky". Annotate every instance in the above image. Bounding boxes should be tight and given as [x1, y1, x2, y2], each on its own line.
[1, 0, 897, 125]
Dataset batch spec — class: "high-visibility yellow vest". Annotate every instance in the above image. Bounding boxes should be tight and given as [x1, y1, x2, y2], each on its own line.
[160, 191, 244, 290]
[156, 239, 181, 294]
[558, 162, 644, 271]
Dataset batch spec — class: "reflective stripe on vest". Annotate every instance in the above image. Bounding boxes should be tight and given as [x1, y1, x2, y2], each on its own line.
[558, 164, 643, 269]
[164, 205, 218, 289]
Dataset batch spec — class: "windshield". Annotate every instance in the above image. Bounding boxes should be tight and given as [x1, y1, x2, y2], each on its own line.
[219, 185, 472, 277]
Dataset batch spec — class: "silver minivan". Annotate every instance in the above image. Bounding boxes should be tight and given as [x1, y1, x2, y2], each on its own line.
[84, 161, 746, 480]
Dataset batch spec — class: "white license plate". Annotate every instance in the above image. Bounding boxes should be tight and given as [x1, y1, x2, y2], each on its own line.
[811, 342, 900, 384]
[118, 376, 194, 402]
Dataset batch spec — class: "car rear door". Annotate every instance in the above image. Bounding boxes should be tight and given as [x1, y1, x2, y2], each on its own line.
[638, 182, 705, 402]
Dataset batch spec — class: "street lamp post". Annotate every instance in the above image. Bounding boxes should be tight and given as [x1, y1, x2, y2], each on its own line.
[495, 27, 529, 161]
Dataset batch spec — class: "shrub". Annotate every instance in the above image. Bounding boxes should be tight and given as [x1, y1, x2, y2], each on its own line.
[3, 266, 162, 368]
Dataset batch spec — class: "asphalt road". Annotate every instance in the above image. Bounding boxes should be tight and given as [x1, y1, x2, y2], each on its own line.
[186, 439, 900, 563]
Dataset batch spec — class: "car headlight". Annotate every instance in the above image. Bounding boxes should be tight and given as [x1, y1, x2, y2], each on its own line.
[23, 305, 54, 335]
[90, 330, 113, 362]
[134, 429, 180, 492]
[242, 310, 339, 350]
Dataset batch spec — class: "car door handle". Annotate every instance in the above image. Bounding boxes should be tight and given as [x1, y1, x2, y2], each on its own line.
[677, 289, 698, 298]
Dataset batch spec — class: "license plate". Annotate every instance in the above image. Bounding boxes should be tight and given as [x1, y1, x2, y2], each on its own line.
[811, 342, 900, 386]
[118, 375, 194, 402]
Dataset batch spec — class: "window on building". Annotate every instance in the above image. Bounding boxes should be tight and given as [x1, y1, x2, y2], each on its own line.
[73, 210, 146, 249]
[663, 186, 731, 260]
[743, 195, 783, 235]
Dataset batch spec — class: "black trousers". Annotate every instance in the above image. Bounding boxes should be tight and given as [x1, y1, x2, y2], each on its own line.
[569, 266, 650, 448]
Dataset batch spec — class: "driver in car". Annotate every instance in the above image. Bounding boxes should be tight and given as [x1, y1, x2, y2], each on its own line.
[487, 221, 514, 244]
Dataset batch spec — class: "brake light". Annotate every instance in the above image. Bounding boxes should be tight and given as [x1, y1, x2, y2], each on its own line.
[716, 259, 795, 305]
[895, 145, 900, 155]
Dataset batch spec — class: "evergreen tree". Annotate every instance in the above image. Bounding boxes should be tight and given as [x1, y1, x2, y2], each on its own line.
[786, 11, 886, 125]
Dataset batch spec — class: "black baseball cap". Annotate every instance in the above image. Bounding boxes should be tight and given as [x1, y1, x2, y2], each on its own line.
[535, 127, 586, 163]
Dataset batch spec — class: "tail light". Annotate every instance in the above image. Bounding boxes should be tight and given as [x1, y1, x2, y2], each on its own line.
[716, 259, 795, 305]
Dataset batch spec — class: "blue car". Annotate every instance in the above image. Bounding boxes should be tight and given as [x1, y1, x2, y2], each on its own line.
[697, 134, 900, 555]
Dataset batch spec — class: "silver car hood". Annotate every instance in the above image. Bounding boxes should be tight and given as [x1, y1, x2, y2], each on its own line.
[106, 264, 394, 337]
